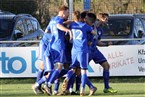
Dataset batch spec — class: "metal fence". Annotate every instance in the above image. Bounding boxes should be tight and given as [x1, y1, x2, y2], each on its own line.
[0, 38, 145, 44]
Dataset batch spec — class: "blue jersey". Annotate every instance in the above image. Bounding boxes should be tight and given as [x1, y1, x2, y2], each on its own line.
[48, 16, 65, 51]
[41, 33, 51, 46]
[38, 33, 51, 60]
[97, 26, 103, 40]
[69, 22, 93, 52]
[88, 26, 107, 64]
[88, 26, 103, 51]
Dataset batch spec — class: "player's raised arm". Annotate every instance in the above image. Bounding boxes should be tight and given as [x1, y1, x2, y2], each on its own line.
[56, 5, 73, 41]
[56, 23, 69, 32]
[57, 24, 73, 41]
[63, 20, 73, 25]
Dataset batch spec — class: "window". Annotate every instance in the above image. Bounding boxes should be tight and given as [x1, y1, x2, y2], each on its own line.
[0, 19, 13, 38]
[103, 18, 132, 36]
[25, 19, 34, 34]
[134, 18, 144, 37]
[141, 18, 145, 29]
[31, 20, 38, 31]
[15, 20, 25, 35]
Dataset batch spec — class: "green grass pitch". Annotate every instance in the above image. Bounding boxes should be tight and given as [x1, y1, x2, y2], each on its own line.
[0, 83, 145, 97]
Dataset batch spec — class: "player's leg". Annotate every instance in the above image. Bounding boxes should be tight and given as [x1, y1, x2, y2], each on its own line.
[53, 67, 68, 95]
[36, 40, 46, 82]
[32, 54, 53, 95]
[61, 68, 79, 95]
[65, 73, 76, 95]
[53, 79, 60, 95]
[75, 68, 81, 94]
[64, 46, 76, 95]
[44, 50, 65, 95]
[80, 69, 97, 96]
[32, 40, 47, 95]
[56, 68, 76, 96]
[69, 79, 76, 95]
[43, 62, 62, 95]
[48, 63, 63, 84]
[47, 50, 65, 84]
[58, 67, 77, 95]
[61, 68, 76, 93]
[79, 52, 97, 96]
[58, 52, 78, 95]
[101, 61, 117, 93]
[41, 54, 54, 95]
[36, 61, 44, 82]
[93, 50, 117, 93]
[32, 61, 44, 95]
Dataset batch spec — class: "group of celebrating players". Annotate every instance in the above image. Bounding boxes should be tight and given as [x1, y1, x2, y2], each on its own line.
[32, 5, 118, 96]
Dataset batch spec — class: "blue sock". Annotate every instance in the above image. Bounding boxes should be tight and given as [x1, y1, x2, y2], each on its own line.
[54, 79, 60, 92]
[36, 69, 43, 82]
[67, 73, 76, 90]
[86, 76, 94, 89]
[49, 69, 60, 84]
[37, 76, 46, 85]
[58, 69, 68, 78]
[103, 70, 110, 89]
[66, 70, 74, 80]
[46, 70, 54, 83]
[81, 73, 87, 89]
[76, 74, 81, 92]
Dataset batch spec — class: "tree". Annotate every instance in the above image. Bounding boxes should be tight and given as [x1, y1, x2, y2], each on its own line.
[0, 0, 36, 14]
[35, 0, 50, 29]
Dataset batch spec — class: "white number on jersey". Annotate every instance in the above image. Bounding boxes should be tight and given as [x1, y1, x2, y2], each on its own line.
[72, 29, 83, 40]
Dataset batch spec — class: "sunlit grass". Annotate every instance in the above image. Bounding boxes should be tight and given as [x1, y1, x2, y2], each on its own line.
[1, 83, 145, 97]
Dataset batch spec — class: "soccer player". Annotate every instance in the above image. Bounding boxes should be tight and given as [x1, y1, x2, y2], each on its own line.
[88, 12, 118, 93]
[61, 11, 97, 96]
[73, 11, 88, 94]
[60, 11, 93, 95]
[53, 32, 72, 95]
[43, 5, 72, 95]
[32, 27, 53, 95]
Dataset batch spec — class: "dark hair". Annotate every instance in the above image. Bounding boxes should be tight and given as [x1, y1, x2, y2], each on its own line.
[80, 11, 88, 19]
[87, 13, 96, 23]
[59, 5, 69, 11]
[73, 11, 80, 21]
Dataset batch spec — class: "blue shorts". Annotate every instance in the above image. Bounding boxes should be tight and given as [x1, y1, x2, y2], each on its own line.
[50, 49, 66, 65]
[38, 33, 50, 60]
[89, 48, 107, 64]
[64, 36, 72, 66]
[65, 49, 72, 64]
[43, 54, 54, 72]
[70, 51, 88, 70]
[38, 40, 47, 60]
[64, 44, 72, 64]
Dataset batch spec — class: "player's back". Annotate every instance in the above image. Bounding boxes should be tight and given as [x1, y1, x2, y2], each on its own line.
[49, 16, 65, 51]
[70, 21, 92, 52]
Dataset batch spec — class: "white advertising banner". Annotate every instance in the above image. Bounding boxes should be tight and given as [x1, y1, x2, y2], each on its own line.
[88, 45, 145, 76]
[0, 47, 41, 78]
[0, 45, 145, 78]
